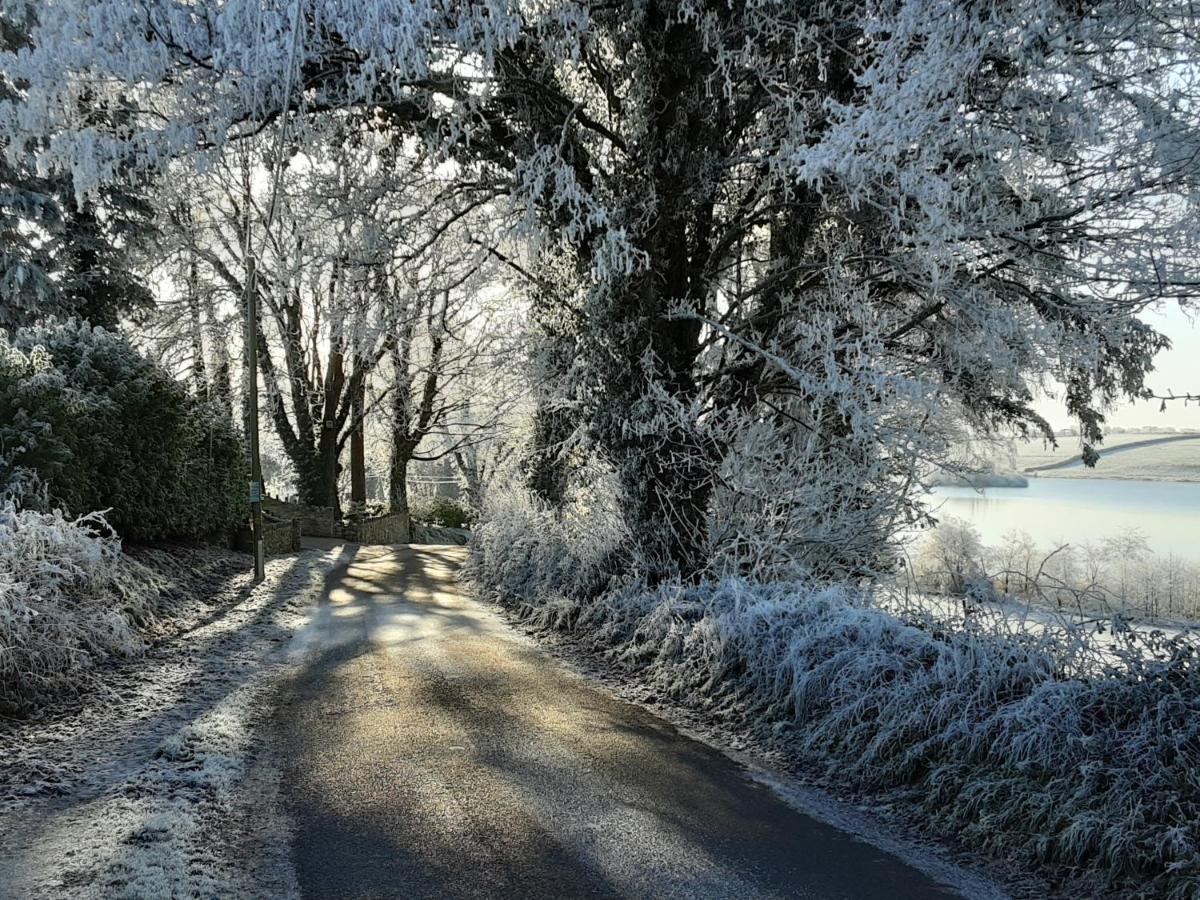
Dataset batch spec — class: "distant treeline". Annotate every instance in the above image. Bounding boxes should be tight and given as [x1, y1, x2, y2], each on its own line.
[912, 518, 1200, 621]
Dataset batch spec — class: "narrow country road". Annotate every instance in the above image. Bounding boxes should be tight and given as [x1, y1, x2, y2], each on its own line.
[272, 543, 964, 900]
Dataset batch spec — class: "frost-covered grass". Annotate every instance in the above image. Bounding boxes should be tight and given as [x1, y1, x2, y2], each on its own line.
[1009, 433, 1200, 480]
[466, 494, 1200, 899]
[0, 502, 250, 714]
[0, 503, 170, 712]
[1041, 438, 1200, 482]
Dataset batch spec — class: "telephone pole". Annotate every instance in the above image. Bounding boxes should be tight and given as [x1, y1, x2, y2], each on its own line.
[245, 256, 265, 583]
[242, 0, 301, 585]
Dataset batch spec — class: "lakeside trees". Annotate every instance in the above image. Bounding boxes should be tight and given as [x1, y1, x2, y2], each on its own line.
[5, 0, 1198, 578]
[2, 5, 1200, 893]
[913, 518, 1200, 620]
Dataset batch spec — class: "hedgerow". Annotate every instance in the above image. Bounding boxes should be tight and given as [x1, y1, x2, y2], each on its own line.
[410, 496, 476, 530]
[0, 321, 246, 540]
[466, 491, 1200, 899]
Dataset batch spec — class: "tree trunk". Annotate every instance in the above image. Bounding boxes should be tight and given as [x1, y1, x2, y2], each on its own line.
[388, 446, 413, 543]
[583, 16, 721, 582]
[212, 354, 233, 422]
[294, 430, 342, 515]
[312, 340, 345, 517]
[349, 380, 366, 511]
[319, 426, 342, 516]
[613, 315, 715, 580]
[526, 403, 570, 510]
[186, 262, 209, 399]
[453, 448, 485, 514]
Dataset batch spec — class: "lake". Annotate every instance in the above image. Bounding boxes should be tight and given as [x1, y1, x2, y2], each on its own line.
[927, 478, 1200, 561]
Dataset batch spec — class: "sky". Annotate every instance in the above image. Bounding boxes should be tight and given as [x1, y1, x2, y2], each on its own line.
[1034, 303, 1200, 432]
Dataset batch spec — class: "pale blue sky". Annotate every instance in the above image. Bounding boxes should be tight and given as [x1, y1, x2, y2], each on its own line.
[1034, 303, 1200, 431]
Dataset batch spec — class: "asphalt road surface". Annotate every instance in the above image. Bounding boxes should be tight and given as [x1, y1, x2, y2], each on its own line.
[273, 543, 963, 900]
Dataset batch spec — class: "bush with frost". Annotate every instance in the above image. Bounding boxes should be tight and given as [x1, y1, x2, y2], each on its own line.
[0, 321, 246, 541]
[468, 491, 1200, 898]
[0, 501, 169, 712]
[409, 496, 476, 530]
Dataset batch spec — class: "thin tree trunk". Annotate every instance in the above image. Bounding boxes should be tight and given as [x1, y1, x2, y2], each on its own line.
[349, 379, 366, 511]
[388, 446, 413, 543]
[186, 260, 208, 399]
[318, 429, 342, 516]
[526, 404, 570, 509]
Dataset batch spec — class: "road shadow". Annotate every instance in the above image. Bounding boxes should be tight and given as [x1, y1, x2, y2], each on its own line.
[272, 546, 960, 900]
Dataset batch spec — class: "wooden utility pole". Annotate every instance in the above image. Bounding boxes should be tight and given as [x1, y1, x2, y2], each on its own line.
[244, 256, 265, 583]
[242, 0, 300, 584]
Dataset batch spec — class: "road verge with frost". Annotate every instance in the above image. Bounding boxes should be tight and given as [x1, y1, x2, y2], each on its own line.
[466, 494, 1200, 899]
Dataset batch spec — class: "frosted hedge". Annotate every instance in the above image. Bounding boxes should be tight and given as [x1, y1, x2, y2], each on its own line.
[0, 503, 165, 711]
[0, 322, 247, 541]
[466, 494, 1200, 898]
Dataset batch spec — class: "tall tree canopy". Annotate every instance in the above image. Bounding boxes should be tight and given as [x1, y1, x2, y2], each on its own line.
[0, 2, 155, 329]
[6, 0, 1198, 577]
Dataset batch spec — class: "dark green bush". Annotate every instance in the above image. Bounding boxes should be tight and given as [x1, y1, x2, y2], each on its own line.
[0, 321, 247, 540]
[409, 495, 475, 529]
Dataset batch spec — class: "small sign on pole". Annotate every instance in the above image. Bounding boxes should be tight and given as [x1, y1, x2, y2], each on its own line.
[248, 480, 262, 503]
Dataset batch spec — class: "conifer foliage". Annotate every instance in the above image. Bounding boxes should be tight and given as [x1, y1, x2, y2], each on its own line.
[0, 3, 155, 329]
[0, 322, 246, 540]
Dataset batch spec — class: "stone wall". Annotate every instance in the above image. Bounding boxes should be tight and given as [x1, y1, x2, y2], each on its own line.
[260, 498, 422, 546]
[341, 512, 411, 545]
[234, 518, 301, 555]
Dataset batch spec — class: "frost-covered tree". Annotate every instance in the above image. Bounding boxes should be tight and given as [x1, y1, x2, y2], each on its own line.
[0, 2, 155, 329]
[130, 185, 234, 414]
[153, 126, 514, 519]
[379, 247, 523, 538]
[299, 135, 516, 529]
[0, 6, 56, 325]
[5, 0, 1199, 577]
[160, 144, 394, 513]
[913, 517, 987, 595]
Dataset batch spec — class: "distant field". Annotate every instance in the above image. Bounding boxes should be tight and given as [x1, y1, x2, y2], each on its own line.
[1037, 438, 1200, 481]
[1007, 433, 1200, 481]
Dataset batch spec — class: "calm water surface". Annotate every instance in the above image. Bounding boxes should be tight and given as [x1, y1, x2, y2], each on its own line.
[928, 478, 1200, 561]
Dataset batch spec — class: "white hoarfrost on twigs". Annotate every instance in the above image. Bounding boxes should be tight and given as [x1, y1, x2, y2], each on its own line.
[465, 492, 1200, 899]
[0, 536, 349, 899]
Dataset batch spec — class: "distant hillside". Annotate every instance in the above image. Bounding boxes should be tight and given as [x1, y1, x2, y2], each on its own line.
[1013, 432, 1200, 482]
